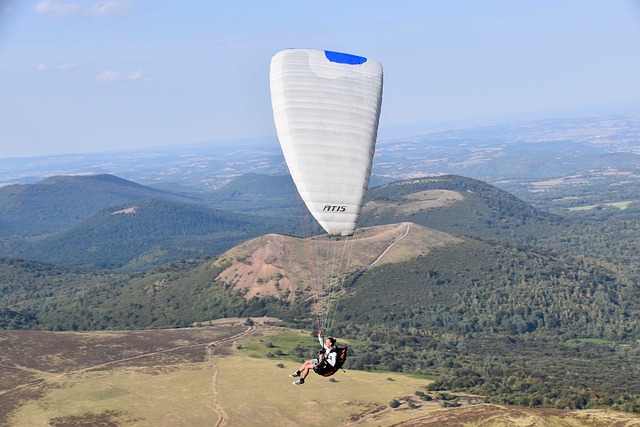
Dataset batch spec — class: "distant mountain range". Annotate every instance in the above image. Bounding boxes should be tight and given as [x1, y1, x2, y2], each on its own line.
[0, 172, 564, 270]
[0, 173, 299, 270]
[2, 112, 640, 202]
[2, 171, 640, 271]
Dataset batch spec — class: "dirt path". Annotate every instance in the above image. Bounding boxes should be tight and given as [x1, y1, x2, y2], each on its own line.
[206, 325, 255, 427]
[369, 223, 412, 267]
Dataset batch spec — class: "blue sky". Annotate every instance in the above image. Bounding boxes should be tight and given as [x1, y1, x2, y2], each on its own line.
[1, 1, 639, 159]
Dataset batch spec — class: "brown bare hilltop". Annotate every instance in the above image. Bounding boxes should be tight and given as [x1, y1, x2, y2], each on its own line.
[212, 222, 463, 302]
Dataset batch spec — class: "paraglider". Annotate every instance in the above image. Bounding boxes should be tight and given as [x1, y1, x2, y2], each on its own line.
[270, 49, 382, 381]
[270, 49, 383, 237]
[290, 330, 347, 385]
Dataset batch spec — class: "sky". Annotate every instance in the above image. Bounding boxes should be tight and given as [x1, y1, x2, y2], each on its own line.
[1, 0, 639, 159]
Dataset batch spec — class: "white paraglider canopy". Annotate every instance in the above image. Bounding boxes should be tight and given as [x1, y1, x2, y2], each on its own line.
[270, 49, 383, 236]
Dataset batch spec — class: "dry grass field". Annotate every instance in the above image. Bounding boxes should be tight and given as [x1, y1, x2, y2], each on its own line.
[2, 320, 640, 426]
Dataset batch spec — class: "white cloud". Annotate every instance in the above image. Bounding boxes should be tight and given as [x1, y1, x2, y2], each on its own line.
[96, 69, 144, 83]
[35, 1, 81, 18]
[96, 70, 120, 83]
[36, 62, 78, 72]
[58, 62, 78, 70]
[90, 0, 132, 18]
[127, 70, 143, 80]
[35, 0, 132, 19]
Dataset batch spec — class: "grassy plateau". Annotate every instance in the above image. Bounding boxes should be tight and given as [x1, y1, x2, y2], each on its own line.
[2, 321, 640, 426]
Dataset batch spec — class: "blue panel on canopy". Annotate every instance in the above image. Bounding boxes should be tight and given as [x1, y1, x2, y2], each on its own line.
[324, 50, 367, 65]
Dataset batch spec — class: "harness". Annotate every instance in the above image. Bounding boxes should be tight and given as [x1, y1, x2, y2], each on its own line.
[313, 346, 348, 377]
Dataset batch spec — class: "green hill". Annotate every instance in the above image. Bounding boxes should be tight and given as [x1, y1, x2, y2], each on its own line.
[203, 173, 299, 217]
[0, 173, 304, 270]
[0, 174, 197, 236]
[7, 223, 637, 340]
[358, 175, 640, 272]
[0, 255, 297, 331]
[360, 175, 567, 242]
[2, 198, 296, 271]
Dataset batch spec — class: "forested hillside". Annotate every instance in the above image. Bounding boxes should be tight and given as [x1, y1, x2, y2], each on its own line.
[332, 239, 640, 411]
[0, 174, 303, 270]
[0, 256, 300, 330]
[361, 175, 640, 272]
[0, 174, 196, 235]
[338, 239, 638, 340]
[360, 175, 567, 242]
[1, 199, 297, 271]
[198, 173, 304, 220]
